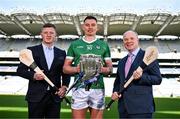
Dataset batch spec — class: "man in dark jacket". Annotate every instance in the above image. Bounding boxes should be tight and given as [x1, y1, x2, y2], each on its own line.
[111, 30, 162, 118]
[17, 23, 70, 118]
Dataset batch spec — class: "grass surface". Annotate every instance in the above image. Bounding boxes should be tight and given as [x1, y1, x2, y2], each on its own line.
[0, 95, 180, 118]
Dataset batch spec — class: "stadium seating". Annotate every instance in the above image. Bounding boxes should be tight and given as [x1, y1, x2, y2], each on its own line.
[0, 37, 180, 97]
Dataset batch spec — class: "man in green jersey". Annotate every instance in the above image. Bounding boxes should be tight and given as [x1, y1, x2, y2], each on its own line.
[63, 16, 113, 119]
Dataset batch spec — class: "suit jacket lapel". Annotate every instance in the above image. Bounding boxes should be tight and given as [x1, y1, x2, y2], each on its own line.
[123, 56, 128, 79]
[49, 47, 57, 71]
[38, 44, 49, 71]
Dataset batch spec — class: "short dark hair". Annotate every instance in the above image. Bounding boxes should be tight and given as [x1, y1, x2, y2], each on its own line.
[42, 23, 56, 29]
[84, 16, 97, 22]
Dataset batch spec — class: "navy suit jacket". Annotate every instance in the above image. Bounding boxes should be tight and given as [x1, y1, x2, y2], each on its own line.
[17, 44, 70, 102]
[113, 49, 162, 114]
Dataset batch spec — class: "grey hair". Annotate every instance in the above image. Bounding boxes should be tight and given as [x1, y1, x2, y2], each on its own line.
[123, 30, 139, 39]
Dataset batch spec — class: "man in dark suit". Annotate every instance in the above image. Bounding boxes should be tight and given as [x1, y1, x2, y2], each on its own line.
[17, 23, 70, 118]
[111, 30, 162, 118]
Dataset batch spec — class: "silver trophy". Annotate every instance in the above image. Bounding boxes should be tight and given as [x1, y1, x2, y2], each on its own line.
[79, 54, 102, 81]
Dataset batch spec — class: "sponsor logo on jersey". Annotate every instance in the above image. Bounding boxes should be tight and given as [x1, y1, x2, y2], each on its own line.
[96, 45, 100, 49]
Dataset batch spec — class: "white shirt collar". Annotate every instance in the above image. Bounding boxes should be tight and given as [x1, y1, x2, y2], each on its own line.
[42, 43, 54, 50]
[82, 36, 97, 44]
[129, 47, 140, 56]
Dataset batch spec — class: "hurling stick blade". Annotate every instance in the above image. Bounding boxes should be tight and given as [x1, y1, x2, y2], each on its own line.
[143, 46, 158, 66]
[19, 49, 34, 67]
[19, 49, 56, 87]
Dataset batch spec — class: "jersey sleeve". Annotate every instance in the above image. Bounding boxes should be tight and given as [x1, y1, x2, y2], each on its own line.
[66, 43, 74, 60]
[104, 42, 111, 61]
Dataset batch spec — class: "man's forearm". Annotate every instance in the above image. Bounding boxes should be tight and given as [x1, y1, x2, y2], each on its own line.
[63, 66, 78, 74]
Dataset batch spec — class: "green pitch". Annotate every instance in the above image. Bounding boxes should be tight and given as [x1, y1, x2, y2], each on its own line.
[0, 95, 180, 118]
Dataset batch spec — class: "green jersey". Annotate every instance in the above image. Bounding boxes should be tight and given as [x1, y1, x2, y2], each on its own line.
[66, 38, 111, 89]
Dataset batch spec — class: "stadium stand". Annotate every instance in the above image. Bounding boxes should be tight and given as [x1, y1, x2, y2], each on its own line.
[0, 53, 180, 97]
[0, 12, 180, 97]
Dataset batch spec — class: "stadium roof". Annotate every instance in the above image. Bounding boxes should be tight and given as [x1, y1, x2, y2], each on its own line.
[0, 12, 180, 38]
